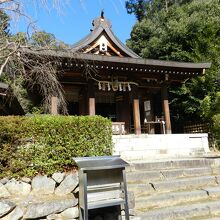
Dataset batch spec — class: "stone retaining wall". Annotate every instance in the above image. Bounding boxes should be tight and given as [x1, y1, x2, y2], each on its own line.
[0, 172, 79, 219]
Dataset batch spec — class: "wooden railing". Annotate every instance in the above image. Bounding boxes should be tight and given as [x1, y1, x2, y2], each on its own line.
[184, 123, 209, 133]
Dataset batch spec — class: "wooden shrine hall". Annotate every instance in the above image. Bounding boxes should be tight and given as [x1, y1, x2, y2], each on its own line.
[28, 13, 211, 135]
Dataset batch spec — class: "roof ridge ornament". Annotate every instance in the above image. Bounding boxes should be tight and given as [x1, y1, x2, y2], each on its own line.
[92, 11, 112, 30]
[101, 10, 104, 20]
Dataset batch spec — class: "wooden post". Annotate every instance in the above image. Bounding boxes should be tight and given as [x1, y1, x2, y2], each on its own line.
[133, 99, 141, 135]
[88, 79, 96, 116]
[89, 98, 95, 116]
[51, 96, 58, 115]
[132, 85, 141, 135]
[161, 86, 172, 134]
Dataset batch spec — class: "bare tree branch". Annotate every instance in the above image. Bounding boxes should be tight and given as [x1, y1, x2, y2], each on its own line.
[0, 0, 71, 114]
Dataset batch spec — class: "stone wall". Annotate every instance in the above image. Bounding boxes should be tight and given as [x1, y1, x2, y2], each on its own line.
[0, 172, 79, 219]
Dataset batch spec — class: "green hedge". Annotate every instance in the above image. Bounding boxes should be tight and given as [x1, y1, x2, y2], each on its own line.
[0, 115, 112, 177]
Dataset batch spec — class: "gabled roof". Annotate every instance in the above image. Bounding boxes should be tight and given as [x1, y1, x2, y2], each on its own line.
[72, 15, 140, 58]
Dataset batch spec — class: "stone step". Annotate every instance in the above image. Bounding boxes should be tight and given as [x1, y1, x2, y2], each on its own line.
[201, 217, 220, 220]
[128, 175, 220, 196]
[126, 167, 213, 183]
[115, 144, 208, 153]
[118, 149, 214, 161]
[152, 175, 220, 193]
[119, 150, 207, 161]
[130, 158, 215, 171]
[139, 200, 220, 220]
[135, 186, 220, 210]
[186, 213, 220, 219]
[126, 158, 220, 219]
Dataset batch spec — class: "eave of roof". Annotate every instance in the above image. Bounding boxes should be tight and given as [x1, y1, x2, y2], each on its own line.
[24, 49, 211, 70]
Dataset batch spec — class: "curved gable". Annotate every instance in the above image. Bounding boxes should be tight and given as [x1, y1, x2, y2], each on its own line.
[72, 15, 139, 58]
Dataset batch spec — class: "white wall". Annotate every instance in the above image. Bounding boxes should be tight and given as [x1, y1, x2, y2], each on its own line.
[113, 134, 210, 161]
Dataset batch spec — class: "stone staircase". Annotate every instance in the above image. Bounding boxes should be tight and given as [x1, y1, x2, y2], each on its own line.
[126, 157, 220, 220]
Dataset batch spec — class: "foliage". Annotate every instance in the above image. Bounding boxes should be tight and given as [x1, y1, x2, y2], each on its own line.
[200, 92, 220, 119]
[0, 10, 10, 37]
[0, 1, 71, 114]
[31, 31, 57, 47]
[30, 31, 69, 49]
[212, 114, 220, 147]
[0, 115, 112, 177]
[0, 28, 69, 114]
[127, 0, 220, 126]
[125, 0, 193, 21]
[127, 0, 220, 61]
[126, 0, 147, 21]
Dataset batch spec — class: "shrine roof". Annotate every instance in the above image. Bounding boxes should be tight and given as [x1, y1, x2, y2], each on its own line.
[23, 49, 211, 71]
[71, 14, 140, 58]
[22, 13, 211, 74]
[23, 12, 211, 72]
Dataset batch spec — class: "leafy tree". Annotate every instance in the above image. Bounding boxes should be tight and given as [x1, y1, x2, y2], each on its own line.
[125, 0, 193, 21]
[126, 0, 220, 137]
[31, 31, 56, 47]
[30, 31, 69, 49]
[126, 0, 147, 21]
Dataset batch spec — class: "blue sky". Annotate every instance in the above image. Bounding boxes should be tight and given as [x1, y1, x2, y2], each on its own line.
[11, 0, 137, 45]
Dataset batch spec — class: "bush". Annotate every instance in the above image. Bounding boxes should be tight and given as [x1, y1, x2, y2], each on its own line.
[0, 115, 112, 177]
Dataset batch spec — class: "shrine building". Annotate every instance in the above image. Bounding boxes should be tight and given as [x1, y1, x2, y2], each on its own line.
[28, 14, 211, 136]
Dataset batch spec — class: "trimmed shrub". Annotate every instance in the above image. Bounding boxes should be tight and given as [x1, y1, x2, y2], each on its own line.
[0, 115, 112, 177]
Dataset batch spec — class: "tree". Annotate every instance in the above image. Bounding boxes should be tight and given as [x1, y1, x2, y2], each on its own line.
[0, 0, 70, 114]
[126, 0, 220, 131]
[125, 0, 193, 21]
[31, 31, 56, 47]
[0, 10, 9, 36]
[30, 31, 69, 49]
[126, 0, 148, 21]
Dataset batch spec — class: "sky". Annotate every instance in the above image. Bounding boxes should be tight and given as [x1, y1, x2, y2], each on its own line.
[10, 0, 137, 45]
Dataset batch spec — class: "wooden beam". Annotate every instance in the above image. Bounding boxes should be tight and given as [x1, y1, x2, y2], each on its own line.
[84, 41, 99, 53]
[107, 42, 123, 57]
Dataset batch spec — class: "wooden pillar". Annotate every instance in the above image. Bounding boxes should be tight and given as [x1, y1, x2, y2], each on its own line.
[132, 86, 141, 135]
[88, 80, 95, 116]
[161, 85, 172, 134]
[51, 96, 58, 115]
[133, 99, 141, 134]
[88, 98, 95, 116]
